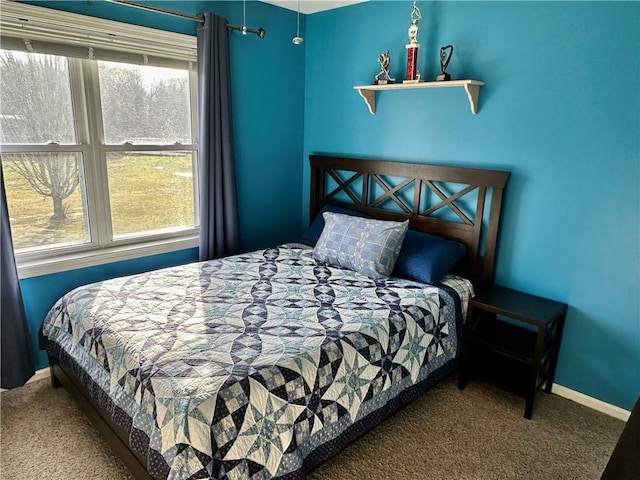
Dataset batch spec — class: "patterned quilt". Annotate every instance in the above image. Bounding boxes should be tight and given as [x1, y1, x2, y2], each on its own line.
[40, 245, 473, 480]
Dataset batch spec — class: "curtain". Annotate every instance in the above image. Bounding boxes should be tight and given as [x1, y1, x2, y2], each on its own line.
[1, 163, 35, 389]
[197, 13, 240, 261]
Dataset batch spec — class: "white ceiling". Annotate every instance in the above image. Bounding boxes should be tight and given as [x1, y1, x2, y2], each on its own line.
[259, 0, 369, 15]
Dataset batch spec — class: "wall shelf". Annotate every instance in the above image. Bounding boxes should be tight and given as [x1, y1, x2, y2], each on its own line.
[353, 79, 485, 115]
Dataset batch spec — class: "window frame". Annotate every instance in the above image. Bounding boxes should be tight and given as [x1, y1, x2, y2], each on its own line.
[0, 4, 199, 279]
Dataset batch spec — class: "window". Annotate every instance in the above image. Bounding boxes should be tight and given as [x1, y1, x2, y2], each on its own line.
[0, 2, 198, 277]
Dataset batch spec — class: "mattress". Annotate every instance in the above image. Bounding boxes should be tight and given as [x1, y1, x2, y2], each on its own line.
[40, 244, 473, 480]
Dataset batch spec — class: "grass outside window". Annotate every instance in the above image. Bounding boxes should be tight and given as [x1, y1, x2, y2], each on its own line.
[4, 153, 196, 251]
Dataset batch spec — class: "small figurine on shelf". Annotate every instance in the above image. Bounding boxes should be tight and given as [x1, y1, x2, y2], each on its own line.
[435, 45, 453, 81]
[374, 50, 395, 85]
[404, 0, 422, 83]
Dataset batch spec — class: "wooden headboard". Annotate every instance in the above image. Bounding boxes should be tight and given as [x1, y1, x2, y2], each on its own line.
[309, 155, 510, 289]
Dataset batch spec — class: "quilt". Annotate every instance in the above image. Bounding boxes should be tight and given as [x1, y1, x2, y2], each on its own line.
[40, 245, 473, 480]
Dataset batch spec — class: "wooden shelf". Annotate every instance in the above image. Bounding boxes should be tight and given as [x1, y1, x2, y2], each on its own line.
[353, 79, 484, 115]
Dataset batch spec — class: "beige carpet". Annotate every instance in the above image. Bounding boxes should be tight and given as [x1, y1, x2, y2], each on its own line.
[1, 376, 624, 480]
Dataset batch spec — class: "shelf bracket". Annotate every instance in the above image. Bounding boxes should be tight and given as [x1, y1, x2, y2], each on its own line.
[464, 83, 480, 114]
[356, 88, 376, 115]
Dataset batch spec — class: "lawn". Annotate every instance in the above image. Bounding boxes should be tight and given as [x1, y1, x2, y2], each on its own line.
[3, 153, 196, 250]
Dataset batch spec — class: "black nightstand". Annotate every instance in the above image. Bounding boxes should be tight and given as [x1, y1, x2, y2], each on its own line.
[457, 286, 567, 419]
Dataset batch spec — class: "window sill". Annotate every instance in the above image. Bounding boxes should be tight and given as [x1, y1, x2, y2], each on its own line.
[17, 234, 199, 279]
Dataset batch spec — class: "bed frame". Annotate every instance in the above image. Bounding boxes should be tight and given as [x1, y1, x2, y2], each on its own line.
[48, 155, 510, 479]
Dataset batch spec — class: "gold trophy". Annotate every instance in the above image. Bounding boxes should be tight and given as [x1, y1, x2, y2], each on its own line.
[404, 1, 422, 83]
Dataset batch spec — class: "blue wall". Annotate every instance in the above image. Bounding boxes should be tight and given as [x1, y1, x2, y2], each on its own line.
[303, 1, 639, 410]
[18, 1, 306, 370]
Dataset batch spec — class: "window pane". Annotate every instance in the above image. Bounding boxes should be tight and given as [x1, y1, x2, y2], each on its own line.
[2, 153, 89, 250]
[98, 62, 192, 145]
[107, 152, 196, 236]
[0, 50, 76, 144]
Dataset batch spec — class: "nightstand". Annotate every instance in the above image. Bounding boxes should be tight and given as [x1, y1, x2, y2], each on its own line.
[457, 286, 567, 419]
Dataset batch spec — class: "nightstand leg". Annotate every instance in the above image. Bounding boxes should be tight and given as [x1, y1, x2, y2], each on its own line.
[524, 364, 538, 420]
[524, 399, 533, 420]
[457, 306, 476, 390]
[524, 329, 546, 419]
[524, 359, 538, 419]
[545, 312, 566, 394]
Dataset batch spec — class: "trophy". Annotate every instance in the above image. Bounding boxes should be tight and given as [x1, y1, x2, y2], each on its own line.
[374, 50, 395, 85]
[403, 1, 422, 83]
[435, 45, 453, 81]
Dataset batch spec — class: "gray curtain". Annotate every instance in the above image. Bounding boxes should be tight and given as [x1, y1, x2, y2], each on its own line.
[197, 13, 240, 261]
[1, 163, 35, 389]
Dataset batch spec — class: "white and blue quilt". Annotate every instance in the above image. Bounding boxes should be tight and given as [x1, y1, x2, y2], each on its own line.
[40, 245, 472, 480]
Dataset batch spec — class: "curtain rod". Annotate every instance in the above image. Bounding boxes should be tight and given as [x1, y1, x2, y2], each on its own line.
[104, 0, 266, 39]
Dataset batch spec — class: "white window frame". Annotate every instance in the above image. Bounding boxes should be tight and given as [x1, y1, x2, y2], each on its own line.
[0, 1, 199, 279]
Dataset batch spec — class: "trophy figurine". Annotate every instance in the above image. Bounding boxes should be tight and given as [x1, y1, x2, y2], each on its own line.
[435, 45, 453, 81]
[374, 50, 395, 85]
[404, 1, 422, 83]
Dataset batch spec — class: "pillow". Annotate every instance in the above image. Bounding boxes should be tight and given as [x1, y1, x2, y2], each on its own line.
[301, 204, 371, 245]
[393, 230, 466, 284]
[313, 212, 408, 280]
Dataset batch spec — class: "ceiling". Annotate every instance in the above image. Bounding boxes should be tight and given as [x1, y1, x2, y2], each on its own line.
[259, 1, 369, 15]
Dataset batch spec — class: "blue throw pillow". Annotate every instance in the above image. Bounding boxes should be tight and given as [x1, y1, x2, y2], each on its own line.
[301, 204, 371, 245]
[393, 230, 466, 284]
[313, 212, 408, 280]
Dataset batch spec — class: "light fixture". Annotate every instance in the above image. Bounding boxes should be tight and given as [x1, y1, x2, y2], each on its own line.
[292, 0, 303, 44]
[242, 0, 247, 34]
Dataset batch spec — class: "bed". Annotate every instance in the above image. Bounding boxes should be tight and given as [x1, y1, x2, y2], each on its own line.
[40, 155, 510, 480]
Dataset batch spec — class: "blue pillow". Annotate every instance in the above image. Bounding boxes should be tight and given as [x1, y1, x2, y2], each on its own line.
[301, 204, 370, 245]
[313, 212, 408, 280]
[393, 230, 466, 284]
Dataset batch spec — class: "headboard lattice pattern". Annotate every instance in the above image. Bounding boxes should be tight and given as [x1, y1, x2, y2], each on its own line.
[309, 155, 510, 288]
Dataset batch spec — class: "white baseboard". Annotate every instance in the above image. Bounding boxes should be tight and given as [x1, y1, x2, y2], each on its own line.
[28, 367, 52, 384]
[552, 383, 631, 422]
[5, 368, 631, 422]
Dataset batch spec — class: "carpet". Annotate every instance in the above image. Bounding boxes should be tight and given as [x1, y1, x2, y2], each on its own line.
[0, 376, 624, 480]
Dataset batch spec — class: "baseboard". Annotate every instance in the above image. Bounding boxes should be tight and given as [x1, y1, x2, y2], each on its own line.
[5, 369, 631, 422]
[28, 367, 51, 384]
[552, 383, 631, 422]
